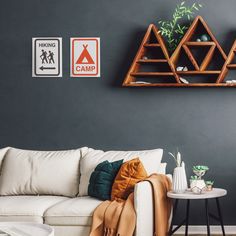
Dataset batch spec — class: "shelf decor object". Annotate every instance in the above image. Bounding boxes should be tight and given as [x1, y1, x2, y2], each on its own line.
[122, 24, 180, 87]
[217, 40, 236, 84]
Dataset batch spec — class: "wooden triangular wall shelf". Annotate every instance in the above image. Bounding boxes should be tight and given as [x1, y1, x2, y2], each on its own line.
[123, 16, 236, 87]
[122, 24, 180, 87]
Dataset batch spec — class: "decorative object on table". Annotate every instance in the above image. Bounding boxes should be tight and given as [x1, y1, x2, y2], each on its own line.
[158, 1, 203, 51]
[122, 24, 180, 87]
[169, 151, 188, 194]
[190, 165, 209, 194]
[205, 180, 214, 191]
[217, 40, 236, 83]
[196, 38, 201, 42]
[193, 165, 209, 178]
[201, 34, 210, 42]
[190, 175, 206, 194]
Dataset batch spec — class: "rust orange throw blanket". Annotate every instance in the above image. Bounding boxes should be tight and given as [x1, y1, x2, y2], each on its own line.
[89, 174, 172, 236]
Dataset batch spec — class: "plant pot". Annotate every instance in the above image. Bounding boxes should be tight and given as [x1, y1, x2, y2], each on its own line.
[206, 185, 213, 191]
[172, 166, 188, 194]
[190, 179, 206, 194]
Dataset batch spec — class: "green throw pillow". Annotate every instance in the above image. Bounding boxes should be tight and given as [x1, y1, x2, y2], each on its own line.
[88, 159, 123, 200]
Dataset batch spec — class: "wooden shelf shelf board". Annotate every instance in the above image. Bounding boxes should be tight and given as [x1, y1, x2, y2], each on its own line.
[131, 72, 174, 77]
[227, 64, 236, 69]
[177, 71, 221, 75]
[137, 59, 168, 63]
[124, 83, 236, 87]
[144, 43, 161, 47]
[185, 42, 216, 46]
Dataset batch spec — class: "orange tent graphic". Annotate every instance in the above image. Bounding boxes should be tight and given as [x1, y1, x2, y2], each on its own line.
[76, 44, 95, 64]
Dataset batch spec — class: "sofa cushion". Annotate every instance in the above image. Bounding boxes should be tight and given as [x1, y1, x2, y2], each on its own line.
[88, 159, 123, 200]
[79, 148, 163, 196]
[158, 163, 167, 174]
[111, 158, 147, 201]
[45, 196, 103, 226]
[0, 195, 68, 223]
[0, 147, 83, 197]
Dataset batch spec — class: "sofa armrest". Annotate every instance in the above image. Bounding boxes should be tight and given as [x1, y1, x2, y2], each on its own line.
[134, 175, 173, 236]
[134, 181, 153, 236]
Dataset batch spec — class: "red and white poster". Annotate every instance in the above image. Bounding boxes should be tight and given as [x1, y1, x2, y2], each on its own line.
[70, 38, 100, 77]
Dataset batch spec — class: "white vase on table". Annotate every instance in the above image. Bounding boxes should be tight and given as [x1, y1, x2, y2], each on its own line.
[172, 163, 188, 194]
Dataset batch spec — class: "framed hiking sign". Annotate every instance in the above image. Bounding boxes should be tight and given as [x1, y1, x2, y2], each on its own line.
[32, 37, 62, 77]
[70, 37, 100, 77]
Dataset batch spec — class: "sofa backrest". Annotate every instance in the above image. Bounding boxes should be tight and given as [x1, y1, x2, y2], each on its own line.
[79, 148, 164, 196]
[0, 147, 83, 197]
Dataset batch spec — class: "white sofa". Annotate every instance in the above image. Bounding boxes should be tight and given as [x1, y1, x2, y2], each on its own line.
[0, 147, 169, 236]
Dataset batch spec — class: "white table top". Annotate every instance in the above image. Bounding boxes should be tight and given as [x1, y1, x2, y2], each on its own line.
[167, 188, 227, 200]
[0, 222, 54, 236]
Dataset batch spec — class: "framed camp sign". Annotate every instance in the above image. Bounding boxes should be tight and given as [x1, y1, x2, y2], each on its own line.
[70, 38, 100, 77]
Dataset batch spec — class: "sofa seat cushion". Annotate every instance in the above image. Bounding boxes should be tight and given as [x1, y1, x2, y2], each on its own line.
[45, 196, 102, 226]
[0, 195, 68, 223]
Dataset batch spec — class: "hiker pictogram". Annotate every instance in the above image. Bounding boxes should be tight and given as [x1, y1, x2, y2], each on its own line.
[48, 51, 55, 64]
[76, 44, 95, 64]
[40, 50, 48, 64]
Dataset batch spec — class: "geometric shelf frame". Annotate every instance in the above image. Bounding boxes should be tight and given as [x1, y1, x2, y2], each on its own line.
[217, 40, 236, 84]
[170, 16, 228, 86]
[122, 24, 180, 87]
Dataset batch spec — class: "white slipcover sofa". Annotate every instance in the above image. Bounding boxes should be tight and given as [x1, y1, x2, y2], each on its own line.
[0, 147, 169, 236]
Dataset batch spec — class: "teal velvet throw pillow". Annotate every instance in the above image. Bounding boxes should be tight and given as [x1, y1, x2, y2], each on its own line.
[88, 159, 123, 200]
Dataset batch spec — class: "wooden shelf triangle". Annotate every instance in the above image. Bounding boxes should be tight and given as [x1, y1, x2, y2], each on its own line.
[122, 24, 180, 86]
[217, 40, 236, 83]
[171, 16, 227, 75]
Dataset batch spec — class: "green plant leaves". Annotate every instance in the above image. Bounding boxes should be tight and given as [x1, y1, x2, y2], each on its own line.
[158, 1, 203, 51]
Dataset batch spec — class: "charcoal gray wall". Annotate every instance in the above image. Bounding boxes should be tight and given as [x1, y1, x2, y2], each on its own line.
[1, 0, 236, 225]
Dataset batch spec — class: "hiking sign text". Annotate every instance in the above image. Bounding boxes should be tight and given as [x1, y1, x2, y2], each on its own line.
[32, 38, 62, 77]
[71, 38, 100, 77]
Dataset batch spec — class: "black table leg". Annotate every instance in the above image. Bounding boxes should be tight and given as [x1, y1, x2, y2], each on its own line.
[205, 199, 210, 236]
[169, 199, 179, 236]
[185, 199, 190, 236]
[216, 198, 226, 236]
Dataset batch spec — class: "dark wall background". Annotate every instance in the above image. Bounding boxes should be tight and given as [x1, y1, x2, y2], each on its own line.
[1, 0, 236, 225]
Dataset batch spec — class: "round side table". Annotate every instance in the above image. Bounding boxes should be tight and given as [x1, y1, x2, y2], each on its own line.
[167, 188, 227, 236]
